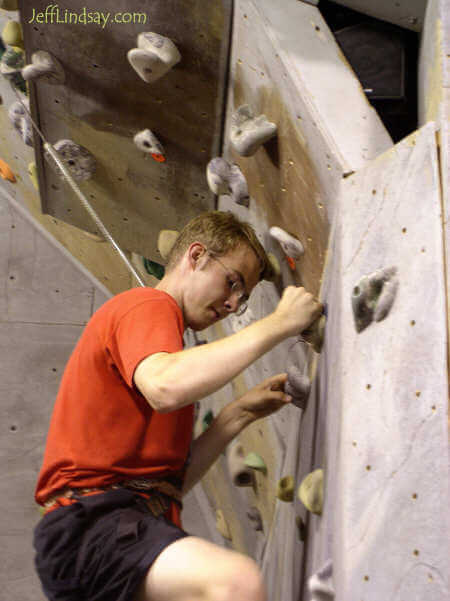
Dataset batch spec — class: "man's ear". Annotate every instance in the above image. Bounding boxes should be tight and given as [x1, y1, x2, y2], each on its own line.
[187, 242, 207, 270]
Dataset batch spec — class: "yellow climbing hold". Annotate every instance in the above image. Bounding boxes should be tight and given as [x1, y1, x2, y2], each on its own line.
[157, 229, 179, 262]
[277, 475, 295, 502]
[28, 161, 39, 189]
[0, 159, 16, 182]
[244, 452, 267, 474]
[267, 253, 281, 279]
[215, 509, 232, 540]
[298, 468, 324, 515]
[2, 21, 23, 48]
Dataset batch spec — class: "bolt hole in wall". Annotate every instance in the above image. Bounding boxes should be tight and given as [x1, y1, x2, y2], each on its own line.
[318, 0, 419, 142]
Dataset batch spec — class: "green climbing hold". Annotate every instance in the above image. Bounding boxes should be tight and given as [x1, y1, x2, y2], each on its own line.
[277, 475, 294, 502]
[202, 409, 214, 432]
[244, 452, 267, 474]
[143, 258, 165, 280]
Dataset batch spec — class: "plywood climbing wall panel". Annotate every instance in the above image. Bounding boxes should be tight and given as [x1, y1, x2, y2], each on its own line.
[18, 0, 231, 259]
[304, 122, 449, 600]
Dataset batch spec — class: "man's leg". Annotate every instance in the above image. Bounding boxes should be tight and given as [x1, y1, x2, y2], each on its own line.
[134, 536, 267, 601]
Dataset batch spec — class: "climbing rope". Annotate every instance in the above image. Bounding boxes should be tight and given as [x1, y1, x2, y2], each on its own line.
[9, 83, 146, 287]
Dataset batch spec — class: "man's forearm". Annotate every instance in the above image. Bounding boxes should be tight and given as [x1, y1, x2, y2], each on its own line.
[182, 400, 251, 496]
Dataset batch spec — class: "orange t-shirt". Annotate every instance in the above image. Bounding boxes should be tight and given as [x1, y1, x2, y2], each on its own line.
[35, 288, 194, 527]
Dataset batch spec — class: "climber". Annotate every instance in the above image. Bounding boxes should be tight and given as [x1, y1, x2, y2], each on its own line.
[33, 210, 322, 601]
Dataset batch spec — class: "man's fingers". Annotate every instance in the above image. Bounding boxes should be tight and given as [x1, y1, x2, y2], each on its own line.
[263, 372, 288, 389]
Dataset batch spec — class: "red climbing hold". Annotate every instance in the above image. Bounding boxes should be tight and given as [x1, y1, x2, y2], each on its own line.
[286, 256, 296, 271]
[151, 153, 166, 163]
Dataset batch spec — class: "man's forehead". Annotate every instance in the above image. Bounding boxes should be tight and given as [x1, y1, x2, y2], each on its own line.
[225, 245, 261, 293]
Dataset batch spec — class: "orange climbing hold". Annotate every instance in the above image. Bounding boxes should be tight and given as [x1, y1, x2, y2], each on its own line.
[0, 159, 16, 182]
[286, 256, 296, 271]
[151, 153, 166, 163]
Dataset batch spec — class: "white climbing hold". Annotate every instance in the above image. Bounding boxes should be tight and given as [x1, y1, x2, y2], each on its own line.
[157, 229, 179, 262]
[206, 158, 250, 207]
[285, 366, 311, 410]
[8, 100, 33, 146]
[298, 468, 324, 515]
[134, 129, 165, 162]
[127, 32, 181, 83]
[230, 104, 277, 157]
[269, 226, 304, 260]
[216, 509, 232, 540]
[21, 51, 65, 84]
[227, 443, 253, 487]
[308, 560, 334, 601]
[45, 139, 96, 182]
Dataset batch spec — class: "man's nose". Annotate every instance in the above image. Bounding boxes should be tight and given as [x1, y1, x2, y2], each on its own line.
[224, 294, 240, 313]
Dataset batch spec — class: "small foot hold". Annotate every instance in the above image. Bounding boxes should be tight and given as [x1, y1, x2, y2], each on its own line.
[127, 32, 181, 83]
[244, 452, 267, 474]
[352, 266, 398, 333]
[0, 158, 16, 182]
[206, 158, 250, 207]
[227, 443, 254, 487]
[202, 409, 214, 432]
[157, 229, 179, 262]
[285, 366, 311, 410]
[134, 129, 165, 162]
[267, 253, 281, 278]
[28, 161, 38, 189]
[142, 258, 165, 280]
[216, 509, 232, 540]
[45, 139, 96, 181]
[277, 475, 294, 502]
[247, 507, 264, 532]
[22, 50, 65, 84]
[298, 469, 323, 515]
[269, 226, 304, 260]
[296, 516, 306, 542]
[230, 104, 277, 156]
[8, 100, 33, 146]
[2, 21, 23, 47]
[308, 560, 334, 601]
[302, 314, 326, 354]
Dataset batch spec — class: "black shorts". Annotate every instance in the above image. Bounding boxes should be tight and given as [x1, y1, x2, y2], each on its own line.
[33, 488, 190, 601]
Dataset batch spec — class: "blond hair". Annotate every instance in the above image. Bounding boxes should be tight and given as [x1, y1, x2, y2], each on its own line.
[166, 211, 274, 281]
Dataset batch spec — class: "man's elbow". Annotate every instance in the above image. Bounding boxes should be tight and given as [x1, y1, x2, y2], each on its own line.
[134, 376, 177, 413]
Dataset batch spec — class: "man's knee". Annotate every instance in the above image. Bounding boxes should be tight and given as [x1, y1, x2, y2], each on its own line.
[210, 556, 266, 601]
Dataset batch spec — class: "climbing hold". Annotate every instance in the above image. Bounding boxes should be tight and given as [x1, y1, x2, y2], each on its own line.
[133, 129, 165, 162]
[2, 21, 23, 48]
[267, 253, 281, 278]
[230, 104, 277, 156]
[227, 443, 254, 487]
[44, 139, 96, 181]
[285, 366, 311, 410]
[28, 162, 38, 189]
[244, 452, 267, 474]
[157, 229, 179, 262]
[308, 560, 334, 601]
[269, 226, 304, 260]
[206, 158, 250, 207]
[202, 409, 214, 432]
[296, 516, 306, 542]
[22, 50, 65, 84]
[277, 475, 295, 502]
[143, 258, 165, 280]
[8, 100, 33, 146]
[0, 0, 19, 9]
[216, 509, 232, 540]
[302, 314, 326, 354]
[247, 507, 264, 532]
[352, 266, 398, 333]
[0, 158, 16, 182]
[0, 45, 24, 76]
[298, 469, 323, 515]
[286, 256, 296, 271]
[127, 32, 181, 83]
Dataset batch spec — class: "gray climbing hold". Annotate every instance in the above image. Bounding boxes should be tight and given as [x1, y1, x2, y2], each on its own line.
[206, 158, 250, 207]
[134, 129, 165, 162]
[8, 100, 33, 146]
[277, 475, 295, 502]
[244, 452, 267, 474]
[285, 366, 311, 410]
[269, 226, 304, 260]
[45, 139, 96, 182]
[230, 104, 277, 156]
[127, 32, 181, 83]
[227, 443, 254, 487]
[308, 560, 334, 601]
[157, 230, 179, 262]
[352, 266, 398, 333]
[302, 314, 326, 354]
[298, 468, 324, 515]
[22, 51, 65, 84]
[246, 507, 264, 532]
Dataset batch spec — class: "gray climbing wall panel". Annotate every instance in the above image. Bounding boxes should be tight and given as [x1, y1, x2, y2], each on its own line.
[18, 0, 232, 259]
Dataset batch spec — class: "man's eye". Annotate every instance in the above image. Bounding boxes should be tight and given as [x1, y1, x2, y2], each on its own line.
[227, 278, 235, 289]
